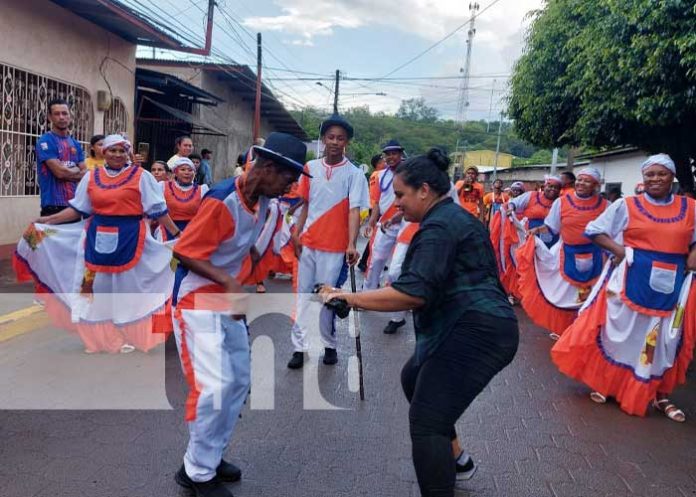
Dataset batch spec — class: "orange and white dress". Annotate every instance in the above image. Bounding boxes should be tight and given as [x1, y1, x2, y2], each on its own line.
[516, 193, 608, 334]
[552, 194, 696, 416]
[14, 165, 174, 353]
[159, 180, 208, 240]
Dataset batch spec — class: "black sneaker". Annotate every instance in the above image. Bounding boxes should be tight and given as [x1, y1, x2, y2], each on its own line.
[323, 347, 338, 365]
[287, 352, 305, 369]
[216, 459, 242, 482]
[174, 465, 234, 497]
[455, 455, 477, 481]
[383, 319, 406, 335]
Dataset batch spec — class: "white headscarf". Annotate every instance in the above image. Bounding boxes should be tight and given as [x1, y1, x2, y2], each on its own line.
[101, 134, 130, 152]
[640, 154, 676, 175]
[544, 174, 562, 185]
[510, 181, 526, 191]
[171, 157, 196, 171]
[577, 167, 602, 183]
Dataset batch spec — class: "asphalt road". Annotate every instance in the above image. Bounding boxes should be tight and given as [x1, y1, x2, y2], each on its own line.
[1, 271, 695, 497]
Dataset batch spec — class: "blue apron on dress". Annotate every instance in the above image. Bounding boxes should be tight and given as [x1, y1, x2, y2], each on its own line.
[165, 220, 190, 240]
[562, 242, 603, 284]
[528, 218, 559, 248]
[624, 248, 686, 312]
[85, 214, 144, 271]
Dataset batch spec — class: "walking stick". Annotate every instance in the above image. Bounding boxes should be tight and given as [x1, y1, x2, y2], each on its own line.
[349, 265, 366, 400]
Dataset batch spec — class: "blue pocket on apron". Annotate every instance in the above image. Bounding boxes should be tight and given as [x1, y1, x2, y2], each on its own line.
[624, 248, 685, 312]
[562, 243, 602, 284]
[85, 214, 144, 271]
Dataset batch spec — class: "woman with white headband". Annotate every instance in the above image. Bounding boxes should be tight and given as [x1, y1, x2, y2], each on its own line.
[14, 134, 180, 354]
[159, 157, 209, 240]
[492, 177, 563, 305]
[516, 167, 608, 337]
[552, 154, 696, 421]
[489, 181, 527, 304]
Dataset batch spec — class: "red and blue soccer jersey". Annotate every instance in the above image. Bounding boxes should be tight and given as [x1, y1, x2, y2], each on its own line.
[36, 132, 84, 208]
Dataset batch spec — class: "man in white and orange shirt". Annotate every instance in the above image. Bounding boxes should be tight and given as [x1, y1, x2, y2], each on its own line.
[287, 114, 369, 369]
[171, 133, 308, 497]
[362, 139, 405, 290]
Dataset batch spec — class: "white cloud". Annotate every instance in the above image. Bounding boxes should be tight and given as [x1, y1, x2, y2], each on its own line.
[247, 0, 544, 118]
[244, 0, 541, 47]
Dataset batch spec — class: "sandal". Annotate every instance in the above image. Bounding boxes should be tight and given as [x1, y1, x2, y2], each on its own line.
[653, 398, 686, 423]
[589, 391, 607, 404]
[548, 333, 560, 341]
[256, 283, 267, 294]
[120, 344, 135, 354]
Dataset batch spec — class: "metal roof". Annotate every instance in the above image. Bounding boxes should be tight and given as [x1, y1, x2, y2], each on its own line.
[139, 96, 226, 137]
[50, 0, 192, 50]
[136, 68, 223, 106]
[136, 59, 310, 141]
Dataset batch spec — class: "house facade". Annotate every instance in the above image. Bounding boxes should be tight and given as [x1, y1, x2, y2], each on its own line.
[0, 0, 214, 255]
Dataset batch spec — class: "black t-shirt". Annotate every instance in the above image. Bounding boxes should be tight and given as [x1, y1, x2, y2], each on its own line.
[392, 197, 516, 362]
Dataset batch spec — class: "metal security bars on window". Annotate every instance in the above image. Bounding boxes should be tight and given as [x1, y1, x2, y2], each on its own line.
[103, 97, 128, 136]
[1, 63, 93, 196]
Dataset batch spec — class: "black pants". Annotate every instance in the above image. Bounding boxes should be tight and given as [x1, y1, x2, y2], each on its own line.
[357, 242, 370, 271]
[400, 312, 519, 497]
[40, 205, 68, 217]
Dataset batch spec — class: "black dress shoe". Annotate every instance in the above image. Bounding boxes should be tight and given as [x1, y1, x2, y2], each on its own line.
[287, 351, 305, 369]
[323, 347, 338, 365]
[175, 465, 234, 497]
[383, 319, 406, 334]
[215, 459, 242, 482]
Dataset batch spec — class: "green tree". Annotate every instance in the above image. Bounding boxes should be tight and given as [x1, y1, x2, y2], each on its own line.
[290, 105, 541, 164]
[395, 98, 439, 122]
[509, 0, 696, 192]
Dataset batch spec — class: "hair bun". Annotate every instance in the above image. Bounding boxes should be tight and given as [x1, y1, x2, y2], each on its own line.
[426, 148, 450, 172]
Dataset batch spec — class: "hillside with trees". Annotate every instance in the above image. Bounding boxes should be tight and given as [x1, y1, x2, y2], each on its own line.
[291, 98, 543, 167]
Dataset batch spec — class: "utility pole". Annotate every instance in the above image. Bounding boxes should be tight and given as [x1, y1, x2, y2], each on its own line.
[333, 69, 340, 114]
[493, 111, 503, 181]
[456, 2, 480, 125]
[486, 79, 496, 133]
[551, 147, 559, 175]
[253, 33, 262, 142]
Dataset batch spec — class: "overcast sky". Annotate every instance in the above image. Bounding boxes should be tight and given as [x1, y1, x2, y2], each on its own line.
[134, 0, 544, 120]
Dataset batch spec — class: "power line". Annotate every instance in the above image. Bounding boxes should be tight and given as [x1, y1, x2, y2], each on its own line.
[377, 0, 506, 80]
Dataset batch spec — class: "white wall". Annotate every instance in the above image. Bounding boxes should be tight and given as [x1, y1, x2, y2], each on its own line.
[576, 150, 648, 195]
[1, 0, 137, 136]
[0, 0, 138, 249]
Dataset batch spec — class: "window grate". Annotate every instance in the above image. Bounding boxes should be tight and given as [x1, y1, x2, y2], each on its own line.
[103, 97, 128, 136]
[0, 63, 93, 196]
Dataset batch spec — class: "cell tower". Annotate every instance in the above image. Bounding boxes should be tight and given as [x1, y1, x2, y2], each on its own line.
[456, 2, 480, 125]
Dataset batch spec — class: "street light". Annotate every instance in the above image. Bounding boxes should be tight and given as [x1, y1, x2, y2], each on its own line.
[315, 81, 333, 94]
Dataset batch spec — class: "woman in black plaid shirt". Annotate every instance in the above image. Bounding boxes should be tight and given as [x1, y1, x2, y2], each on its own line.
[323, 148, 519, 497]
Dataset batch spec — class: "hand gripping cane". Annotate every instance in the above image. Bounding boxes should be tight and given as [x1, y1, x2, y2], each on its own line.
[350, 265, 366, 400]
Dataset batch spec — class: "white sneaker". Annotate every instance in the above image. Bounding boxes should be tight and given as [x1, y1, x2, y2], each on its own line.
[455, 454, 477, 481]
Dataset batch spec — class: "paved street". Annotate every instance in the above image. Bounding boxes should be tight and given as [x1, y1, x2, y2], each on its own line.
[1, 269, 695, 497]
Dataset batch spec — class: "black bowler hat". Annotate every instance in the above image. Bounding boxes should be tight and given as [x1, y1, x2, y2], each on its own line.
[382, 139, 404, 153]
[319, 113, 354, 140]
[253, 132, 310, 177]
